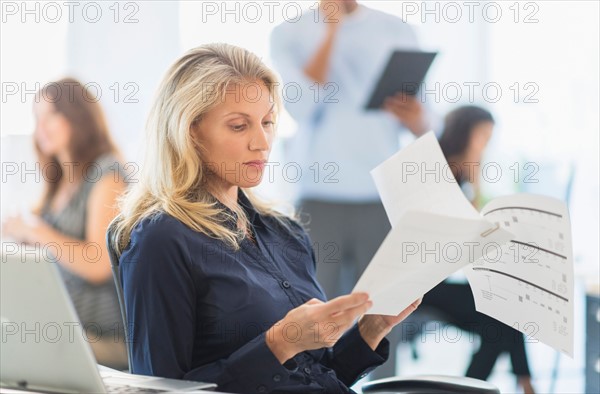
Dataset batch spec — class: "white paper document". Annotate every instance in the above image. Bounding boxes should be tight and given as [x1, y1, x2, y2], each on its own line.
[369, 132, 481, 223]
[465, 194, 574, 356]
[353, 132, 574, 356]
[353, 210, 513, 316]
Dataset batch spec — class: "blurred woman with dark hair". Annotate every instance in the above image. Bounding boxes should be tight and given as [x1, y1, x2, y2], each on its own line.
[439, 105, 495, 204]
[419, 105, 535, 394]
[2, 78, 128, 369]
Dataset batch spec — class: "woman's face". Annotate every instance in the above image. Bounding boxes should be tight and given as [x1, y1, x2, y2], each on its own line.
[465, 121, 493, 163]
[33, 98, 72, 157]
[192, 80, 275, 191]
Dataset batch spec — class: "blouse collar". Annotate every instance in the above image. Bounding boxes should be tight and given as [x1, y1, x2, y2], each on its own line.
[213, 188, 259, 230]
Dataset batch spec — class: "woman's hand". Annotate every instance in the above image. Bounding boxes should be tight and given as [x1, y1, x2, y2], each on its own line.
[2, 214, 50, 244]
[358, 298, 422, 351]
[266, 292, 373, 363]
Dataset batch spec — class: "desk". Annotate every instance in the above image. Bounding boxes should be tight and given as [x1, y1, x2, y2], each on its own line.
[0, 360, 220, 394]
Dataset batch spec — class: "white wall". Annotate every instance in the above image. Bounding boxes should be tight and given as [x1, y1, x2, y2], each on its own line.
[65, 1, 181, 163]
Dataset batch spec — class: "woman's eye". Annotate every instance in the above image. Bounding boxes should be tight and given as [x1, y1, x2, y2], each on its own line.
[230, 124, 247, 132]
[263, 121, 275, 127]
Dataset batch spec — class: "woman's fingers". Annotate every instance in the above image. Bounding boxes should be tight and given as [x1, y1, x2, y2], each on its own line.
[330, 299, 373, 327]
[406, 297, 422, 312]
[319, 292, 370, 316]
[320, 293, 372, 330]
[305, 298, 323, 306]
[292, 294, 371, 342]
[280, 294, 375, 353]
[396, 297, 423, 321]
[289, 295, 421, 354]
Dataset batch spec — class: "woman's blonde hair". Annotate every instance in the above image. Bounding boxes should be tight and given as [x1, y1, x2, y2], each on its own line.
[112, 43, 294, 255]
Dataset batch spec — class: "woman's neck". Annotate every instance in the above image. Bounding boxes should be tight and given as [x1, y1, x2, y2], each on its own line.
[446, 155, 462, 181]
[208, 182, 240, 213]
[447, 154, 482, 185]
[56, 150, 72, 171]
[54, 150, 88, 187]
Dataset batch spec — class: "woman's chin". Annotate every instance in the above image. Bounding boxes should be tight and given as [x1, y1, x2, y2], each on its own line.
[238, 169, 265, 188]
[239, 175, 265, 189]
[239, 179, 263, 189]
[37, 145, 57, 157]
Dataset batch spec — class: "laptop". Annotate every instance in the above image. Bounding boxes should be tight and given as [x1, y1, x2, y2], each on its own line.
[0, 246, 218, 393]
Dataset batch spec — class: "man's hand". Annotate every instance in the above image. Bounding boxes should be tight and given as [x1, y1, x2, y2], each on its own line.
[321, 0, 347, 32]
[303, 1, 350, 84]
[383, 93, 429, 136]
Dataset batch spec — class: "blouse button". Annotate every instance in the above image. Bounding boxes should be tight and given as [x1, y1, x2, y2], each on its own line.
[303, 367, 312, 375]
[256, 384, 267, 392]
[282, 280, 291, 289]
[272, 373, 281, 382]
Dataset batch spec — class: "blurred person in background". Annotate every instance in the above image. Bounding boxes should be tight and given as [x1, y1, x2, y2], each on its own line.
[2, 78, 128, 370]
[420, 105, 535, 394]
[439, 105, 494, 205]
[270, 0, 436, 379]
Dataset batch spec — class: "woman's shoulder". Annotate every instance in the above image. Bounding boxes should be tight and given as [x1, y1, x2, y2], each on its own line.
[128, 211, 223, 249]
[79, 153, 126, 204]
[92, 152, 122, 173]
[130, 212, 193, 243]
[86, 152, 129, 185]
[121, 212, 198, 261]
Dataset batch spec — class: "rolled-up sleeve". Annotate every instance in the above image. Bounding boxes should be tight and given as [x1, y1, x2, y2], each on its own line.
[120, 220, 300, 393]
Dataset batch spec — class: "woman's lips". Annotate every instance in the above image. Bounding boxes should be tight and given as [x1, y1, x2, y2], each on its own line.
[243, 161, 266, 170]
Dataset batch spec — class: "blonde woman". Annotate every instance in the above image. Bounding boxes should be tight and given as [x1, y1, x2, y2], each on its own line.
[111, 43, 421, 393]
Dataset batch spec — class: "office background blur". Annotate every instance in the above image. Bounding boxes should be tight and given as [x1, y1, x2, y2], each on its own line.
[1, 1, 598, 393]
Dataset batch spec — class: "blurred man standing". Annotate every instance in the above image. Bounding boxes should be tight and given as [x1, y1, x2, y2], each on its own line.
[270, 0, 435, 379]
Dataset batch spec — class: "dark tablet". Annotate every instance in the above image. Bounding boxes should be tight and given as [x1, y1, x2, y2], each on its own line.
[365, 50, 437, 110]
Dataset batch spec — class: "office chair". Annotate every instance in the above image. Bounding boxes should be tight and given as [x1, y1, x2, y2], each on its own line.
[360, 375, 499, 393]
[106, 216, 133, 373]
[105, 218, 499, 393]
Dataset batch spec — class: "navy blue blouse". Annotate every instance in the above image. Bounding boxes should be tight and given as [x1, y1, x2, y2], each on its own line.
[119, 189, 389, 393]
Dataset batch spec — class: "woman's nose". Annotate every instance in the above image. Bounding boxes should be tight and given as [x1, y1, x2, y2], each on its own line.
[249, 126, 270, 151]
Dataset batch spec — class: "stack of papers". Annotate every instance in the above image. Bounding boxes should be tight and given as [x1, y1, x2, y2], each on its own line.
[353, 132, 574, 356]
